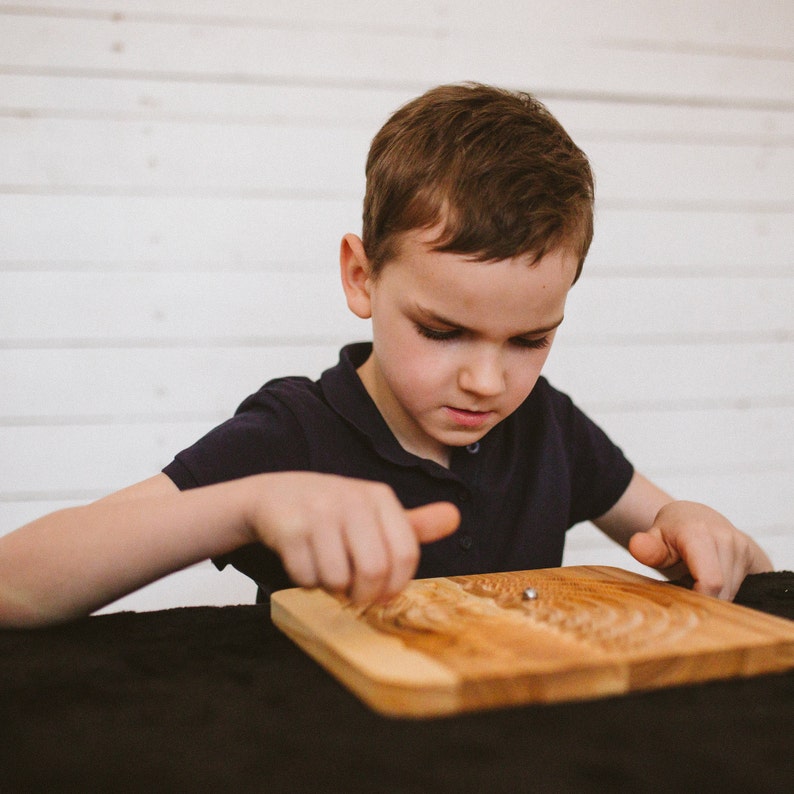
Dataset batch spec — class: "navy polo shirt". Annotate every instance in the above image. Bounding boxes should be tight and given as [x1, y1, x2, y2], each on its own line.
[163, 343, 634, 596]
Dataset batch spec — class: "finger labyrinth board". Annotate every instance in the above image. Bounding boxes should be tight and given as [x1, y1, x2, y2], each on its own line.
[271, 566, 794, 717]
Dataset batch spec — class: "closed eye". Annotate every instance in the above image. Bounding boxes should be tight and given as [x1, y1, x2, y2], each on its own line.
[417, 323, 551, 351]
[415, 323, 461, 342]
[512, 335, 551, 350]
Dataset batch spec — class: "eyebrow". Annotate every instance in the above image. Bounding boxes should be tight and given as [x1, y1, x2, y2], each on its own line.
[414, 306, 564, 337]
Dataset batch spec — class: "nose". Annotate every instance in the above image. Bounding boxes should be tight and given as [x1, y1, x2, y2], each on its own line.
[457, 347, 505, 397]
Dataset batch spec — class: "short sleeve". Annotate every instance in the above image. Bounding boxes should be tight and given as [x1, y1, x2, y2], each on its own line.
[562, 396, 634, 525]
[161, 385, 314, 594]
[162, 387, 311, 490]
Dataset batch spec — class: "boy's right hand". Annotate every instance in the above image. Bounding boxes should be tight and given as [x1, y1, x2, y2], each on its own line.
[241, 472, 460, 604]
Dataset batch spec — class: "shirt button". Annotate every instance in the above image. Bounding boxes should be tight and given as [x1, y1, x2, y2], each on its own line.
[466, 442, 480, 454]
[459, 535, 473, 551]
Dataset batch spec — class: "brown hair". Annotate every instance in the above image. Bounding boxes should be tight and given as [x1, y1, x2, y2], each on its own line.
[362, 83, 594, 281]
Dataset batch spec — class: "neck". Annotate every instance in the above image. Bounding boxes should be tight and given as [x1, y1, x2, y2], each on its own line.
[356, 354, 450, 468]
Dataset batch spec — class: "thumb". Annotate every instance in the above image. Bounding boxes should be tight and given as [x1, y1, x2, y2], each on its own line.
[407, 502, 460, 544]
[628, 528, 682, 570]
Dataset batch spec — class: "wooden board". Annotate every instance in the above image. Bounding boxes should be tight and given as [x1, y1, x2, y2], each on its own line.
[270, 566, 794, 718]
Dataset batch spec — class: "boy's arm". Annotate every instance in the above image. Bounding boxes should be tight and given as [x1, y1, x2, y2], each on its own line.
[0, 473, 257, 627]
[0, 472, 459, 628]
[593, 471, 773, 600]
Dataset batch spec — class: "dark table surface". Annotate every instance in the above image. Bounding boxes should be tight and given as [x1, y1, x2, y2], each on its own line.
[2, 572, 793, 793]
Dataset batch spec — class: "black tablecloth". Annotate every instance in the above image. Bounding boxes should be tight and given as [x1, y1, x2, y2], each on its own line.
[2, 572, 793, 793]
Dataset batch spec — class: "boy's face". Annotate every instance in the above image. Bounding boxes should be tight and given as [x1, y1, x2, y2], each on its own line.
[346, 228, 578, 467]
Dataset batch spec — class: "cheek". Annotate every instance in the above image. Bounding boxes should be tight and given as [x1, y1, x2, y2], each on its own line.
[386, 339, 455, 401]
[507, 350, 550, 398]
[398, 345, 450, 392]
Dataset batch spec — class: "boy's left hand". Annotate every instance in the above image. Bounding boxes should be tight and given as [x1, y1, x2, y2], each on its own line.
[628, 501, 773, 600]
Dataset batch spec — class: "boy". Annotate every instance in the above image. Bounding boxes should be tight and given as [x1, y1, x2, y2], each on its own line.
[0, 83, 772, 627]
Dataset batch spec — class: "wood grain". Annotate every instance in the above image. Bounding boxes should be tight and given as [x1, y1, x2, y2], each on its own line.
[271, 566, 794, 718]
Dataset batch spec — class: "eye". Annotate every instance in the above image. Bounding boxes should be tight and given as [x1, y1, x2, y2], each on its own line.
[512, 335, 551, 351]
[415, 324, 460, 342]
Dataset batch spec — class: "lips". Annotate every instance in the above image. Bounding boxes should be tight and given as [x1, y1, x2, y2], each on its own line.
[443, 406, 494, 428]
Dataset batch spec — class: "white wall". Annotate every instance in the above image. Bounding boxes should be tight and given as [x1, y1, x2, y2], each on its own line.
[1, 0, 792, 612]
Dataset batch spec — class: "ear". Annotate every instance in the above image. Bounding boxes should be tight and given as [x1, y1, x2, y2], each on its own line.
[339, 233, 374, 319]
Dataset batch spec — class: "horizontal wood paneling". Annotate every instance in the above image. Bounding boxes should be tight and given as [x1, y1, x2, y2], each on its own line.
[0, 2, 443, 28]
[456, 0, 794, 51]
[10, 0, 793, 53]
[0, 194, 363, 266]
[543, 341, 794, 410]
[3, 10, 794, 104]
[560, 277, 792, 341]
[2, 119, 791, 206]
[0, 272, 367, 342]
[0, 73, 415, 125]
[4, 74, 794, 140]
[0, 15, 448, 81]
[0, 422, 215, 495]
[0, 118, 370, 194]
[586, 209, 794, 275]
[589, 406, 793, 476]
[0, 346, 339, 418]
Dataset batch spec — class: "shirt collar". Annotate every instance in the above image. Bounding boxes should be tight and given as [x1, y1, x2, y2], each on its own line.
[320, 342, 457, 475]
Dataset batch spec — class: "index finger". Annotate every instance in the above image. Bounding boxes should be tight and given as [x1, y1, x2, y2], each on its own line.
[676, 530, 725, 598]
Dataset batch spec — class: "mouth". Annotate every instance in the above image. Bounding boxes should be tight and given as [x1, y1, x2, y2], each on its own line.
[443, 406, 494, 428]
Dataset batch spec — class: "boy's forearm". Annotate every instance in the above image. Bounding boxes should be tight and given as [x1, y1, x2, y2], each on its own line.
[594, 471, 773, 599]
[593, 471, 673, 548]
[0, 478, 255, 627]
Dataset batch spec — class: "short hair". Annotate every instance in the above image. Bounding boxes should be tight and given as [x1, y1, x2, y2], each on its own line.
[362, 83, 594, 281]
